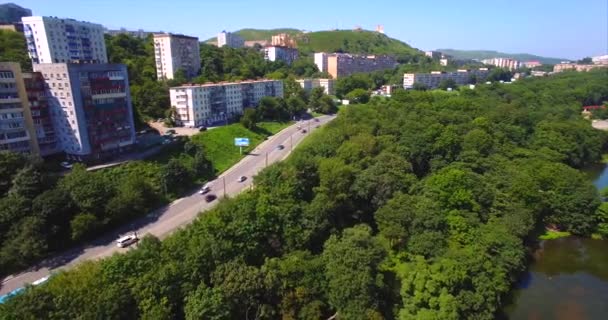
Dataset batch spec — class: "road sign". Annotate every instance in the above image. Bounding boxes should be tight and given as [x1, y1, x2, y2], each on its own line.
[234, 137, 250, 147]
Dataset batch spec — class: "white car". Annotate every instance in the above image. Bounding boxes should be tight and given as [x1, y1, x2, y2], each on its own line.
[116, 234, 139, 248]
[199, 184, 211, 194]
[237, 176, 247, 183]
[60, 161, 73, 169]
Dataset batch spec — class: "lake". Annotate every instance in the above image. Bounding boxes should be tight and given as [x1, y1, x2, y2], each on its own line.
[503, 164, 608, 320]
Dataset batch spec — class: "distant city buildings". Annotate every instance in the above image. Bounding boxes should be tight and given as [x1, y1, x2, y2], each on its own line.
[592, 55, 608, 65]
[271, 33, 296, 48]
[314, 53, 397, 78]
[217, 31, 244, 48]
[440, 58, 449, 66]
[425, 51, 442, 59]
[553, 63, 608, 73]
[0, 3, 31, 24]
[403, 68, 490, 90]
[0, 62, 39, 155]
[522, 60, 542, 68]
[21, 16, 108, 64]
[297, 78, 335, 95]
[482, 57, 521, 70]
[33, 63, 136, 161]
[169, 80, 283, 127]
[244, 40, 269, 48]
[153, 33, 201, 80]
[263, 46, 299, 65]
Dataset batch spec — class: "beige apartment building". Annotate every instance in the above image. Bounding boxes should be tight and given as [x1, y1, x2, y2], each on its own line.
[553, 63, 608, 73]
[153, 33, 201, 80]
[297, 78, 335, 95]
[316, 53, 397, 78]
[0, 62, 39, 154]
[403, 68, 490, 90]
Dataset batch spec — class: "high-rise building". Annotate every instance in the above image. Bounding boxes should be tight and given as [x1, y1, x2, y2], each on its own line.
[314, 52, 328, 73]
[296, 78, 335, 95]
[217, 31, 244, 48]
[33, 63, 136, 161]
[21, 16, 107, 64]
[262, 46, 299, 65]
[403, 68, 490, 90]
[0, 3, 31, 24]
[482, 57, 521, 70]
[324, 53, 397, 78]
[153, 33, 201, 80]
[23, 71, 58, 156]
[0, 62, 39, 154]
[169, 80, 283, 127]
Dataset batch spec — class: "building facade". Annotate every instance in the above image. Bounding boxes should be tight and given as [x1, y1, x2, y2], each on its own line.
[522, 60, 542, 68]
[271, 33, 296, 48]
[592, 55, 608, 65]
[0, 62, 39, 154]
[482, 57, 521, 70]
[314, 52, 328, 73]
[263, 46, 299, 65]
[425, 51, 442, 59]
[325, 53, 397, 78]
[169, 80, 283, 127]
[153, 33, 201, 80]
[403, 68, 490, 90]
[21, 16, 107, 64]
[105, 28, 157, 39]
[33, 63, 136, 161]
[296, 78, 335, 95]
[23, 71, 58, 155]
[553, 63, 608, 73]
[217, 31, 244, 48]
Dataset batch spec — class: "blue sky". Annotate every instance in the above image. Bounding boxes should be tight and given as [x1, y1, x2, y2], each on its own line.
[15, 0, 608, 59]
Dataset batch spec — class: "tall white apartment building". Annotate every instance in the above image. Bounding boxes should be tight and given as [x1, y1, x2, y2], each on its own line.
[297, 78, 335, 95]
[263, 46, 299, 65]
[169, 80, 283, 127]
[217, 31, 244, 48]
[153, 33, 201, 80]
[403, 68, 490, 89]
[21, 16, 107, 64]
[314, 52, 328, 73]
[482, 57, 521, 70]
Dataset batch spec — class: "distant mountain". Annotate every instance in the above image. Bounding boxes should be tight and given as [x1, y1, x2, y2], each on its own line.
[0, 3, 32, 24]
[437, 49, 566, 65]
[208, 28, 421, 56]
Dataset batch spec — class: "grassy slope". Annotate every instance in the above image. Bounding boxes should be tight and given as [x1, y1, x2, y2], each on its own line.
[298, 30, 420, 55]
[205, 28, 302, 43]
[437, 49, 565, 64]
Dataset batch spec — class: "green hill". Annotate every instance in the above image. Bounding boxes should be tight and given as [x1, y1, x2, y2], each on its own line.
[297, 30, 420, 56]
[437, 49, 566, 65]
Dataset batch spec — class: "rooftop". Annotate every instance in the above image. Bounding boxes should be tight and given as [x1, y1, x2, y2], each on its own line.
[172, 79, 281, 89]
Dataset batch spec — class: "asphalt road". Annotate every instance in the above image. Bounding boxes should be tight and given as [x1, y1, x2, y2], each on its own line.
[0, 114, 336, 296]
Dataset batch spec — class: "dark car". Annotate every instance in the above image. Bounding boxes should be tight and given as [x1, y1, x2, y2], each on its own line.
[314, 118, 320, 122]
[301, 129, 307, 134]
[276, 144, 285, 150]
[205, 194, 217, 202]
[198, 126, 207, 132]
[165, 129, 176, 135]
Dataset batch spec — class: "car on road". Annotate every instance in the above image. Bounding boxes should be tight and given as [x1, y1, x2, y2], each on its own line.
[116, 234, 139, 248]
[60, 161, 73, 169]
[237, 175, 247, 182]
[314, 118, 320, 122]
[301, 129, 307, 134]
[276, 144, 285, 150]
[204, 194, 217, 202]
[165, 129, 176, 135]
[198, 126, 207, 132]
[199, 184, 211, 194]
[297, 125, 302, 130]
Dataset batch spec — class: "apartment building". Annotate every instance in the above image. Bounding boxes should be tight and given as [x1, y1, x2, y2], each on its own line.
[33, 63, 136, 161]
[263, 46, 299, 65]
[482, 57, 521, 70]
[271, 33, 296, 48]
[425, 51, 442, 59]
[23, 71, 57, 155]
[314, 52, 329, 73]
[592, 55, 608, 65]
[523, 61, 542, 68]
[105, 28, 157, 39]
[21, 16, 107, 64]
[153, 33, 201, 80]
[553, 63, 608, 73]
[217, 31, 244, 48]
[169, 80, 283, 127]
[296, 78, 335, 95]
[0, 62, 38, 154]
[403, 68, 490, 90]
[320, 53, 397, 78]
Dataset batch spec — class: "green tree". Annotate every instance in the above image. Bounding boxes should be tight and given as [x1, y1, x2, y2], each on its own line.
[438, 78, 457, 90]
[308, 87, 324, 111]
[240, 108, 259, 130]
[345, 88, 371, 104]
[161, 159, 191, 194]
[9, 165, 43, 200]
[70, 213, 100, 241]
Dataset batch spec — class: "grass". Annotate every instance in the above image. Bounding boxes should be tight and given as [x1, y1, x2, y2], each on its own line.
[297, 30, 419, 55]
[539, 230, 571, 240]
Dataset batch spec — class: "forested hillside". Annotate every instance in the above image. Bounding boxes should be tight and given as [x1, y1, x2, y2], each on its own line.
[2, 70, 607, 319]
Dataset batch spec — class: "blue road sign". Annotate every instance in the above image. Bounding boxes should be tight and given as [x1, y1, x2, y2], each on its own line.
[234, 138, 250, 147]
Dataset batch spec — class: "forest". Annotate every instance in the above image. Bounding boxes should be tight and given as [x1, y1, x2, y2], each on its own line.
[1, 70, 607, 319]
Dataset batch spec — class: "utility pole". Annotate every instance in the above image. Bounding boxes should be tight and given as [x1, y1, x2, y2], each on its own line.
[265, 152, 268, 167]
[223, 177, 226, 197]
[290, 135, 293, 151]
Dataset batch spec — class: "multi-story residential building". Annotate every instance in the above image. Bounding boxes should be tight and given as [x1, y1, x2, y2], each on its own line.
[271, 33, 296, 48]
[21, 16, 107, 64]
[153, 33, 201, 80]
[263, 46, 299, 65]
[0, 62, 38, 154]
[217, 31, 244, 48]
[325, 53, 397, 78]
[553, 63, 608, 73]
[296, 78, 335, 95]
[314, 52, 329, 73]
[403, 68, 490, 90]
[440, 58, 449, 66]
[23, 71, 57, 155]
[425, 51, 442, 59]
[482, 57, 521, 70]
[169, 80, 283, 127]
[33, 63, 136, 161]
[592, 55, 608, 65]
[523, 60, 542, 68]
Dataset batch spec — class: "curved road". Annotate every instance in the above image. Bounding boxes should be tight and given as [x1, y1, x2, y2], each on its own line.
[0, 115, 335, 296]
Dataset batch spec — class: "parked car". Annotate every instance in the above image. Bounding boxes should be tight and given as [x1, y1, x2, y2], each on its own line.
[165, 129, 176, 135]
[60, 161, 73, 169]
[205, 194, 217, 202]
[237, 175, 247, 182]
[198, 126, 207, 132]
[199, 184, 211, 194]
[301, 129, 307, 134]
[276, 144, 285, 150]
[116, 234, 139, 248]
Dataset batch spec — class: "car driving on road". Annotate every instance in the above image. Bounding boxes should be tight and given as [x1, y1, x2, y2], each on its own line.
[199, 184, 211, 194]
[276, 144, 285, 150]
[237, 175, 247, 182]
[205, 194, 217, 202]
[116, 234, 139, 248]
